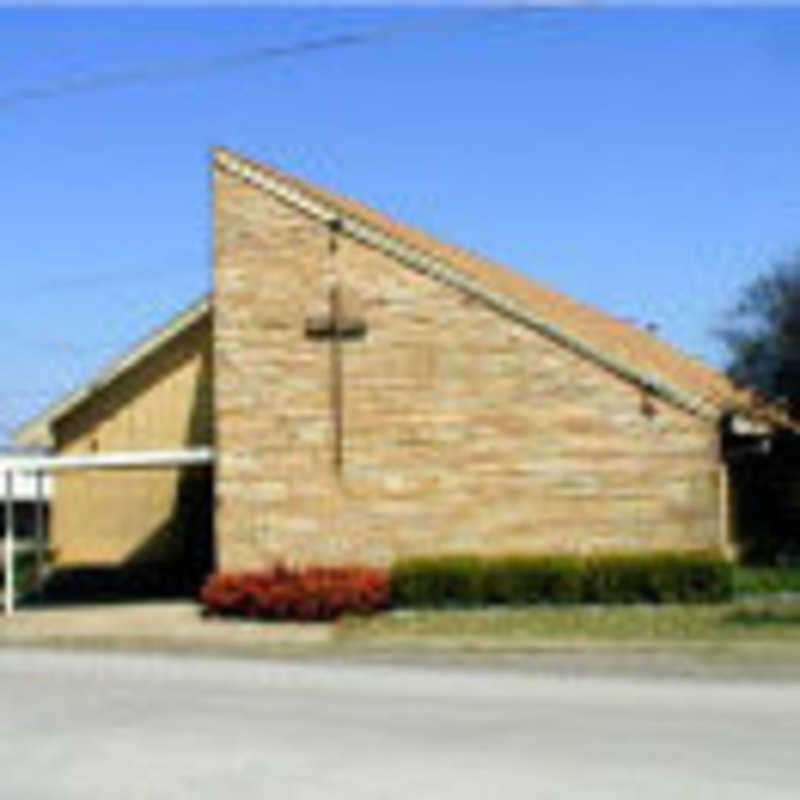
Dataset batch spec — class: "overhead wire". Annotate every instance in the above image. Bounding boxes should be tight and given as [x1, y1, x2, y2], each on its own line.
[0, 7, 531, 345]
[0, 7, 535, 110]
[0, 6, 539, 437]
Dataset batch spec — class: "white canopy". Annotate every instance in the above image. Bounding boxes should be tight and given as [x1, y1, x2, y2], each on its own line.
[2, 447, 215, 616]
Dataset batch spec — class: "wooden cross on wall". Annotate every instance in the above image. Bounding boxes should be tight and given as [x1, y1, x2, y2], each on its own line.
[305, 224, 367, 472]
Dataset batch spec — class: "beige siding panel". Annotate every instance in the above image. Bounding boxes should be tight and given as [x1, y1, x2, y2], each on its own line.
[51, 316, 213, 567]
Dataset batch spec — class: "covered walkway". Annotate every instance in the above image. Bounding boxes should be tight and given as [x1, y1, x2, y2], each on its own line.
[2, 447, 214, 615]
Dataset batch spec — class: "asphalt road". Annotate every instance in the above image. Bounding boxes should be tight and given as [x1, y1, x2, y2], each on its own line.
[0, 648, 798, 799]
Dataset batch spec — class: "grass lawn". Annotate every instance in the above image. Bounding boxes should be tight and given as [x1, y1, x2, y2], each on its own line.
[337, 566, 800, 648]
[336, 598, 800, 647]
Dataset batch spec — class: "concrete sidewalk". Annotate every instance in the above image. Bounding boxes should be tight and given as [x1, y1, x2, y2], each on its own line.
[0, 602, 333, 655]
[3, 602, 800, 682]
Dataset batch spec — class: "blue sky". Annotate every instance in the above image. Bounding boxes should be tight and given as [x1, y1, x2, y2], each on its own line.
[1, 7, 800, 439]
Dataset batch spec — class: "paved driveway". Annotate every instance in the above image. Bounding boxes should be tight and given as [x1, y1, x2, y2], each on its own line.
[0, 648, 798, 799]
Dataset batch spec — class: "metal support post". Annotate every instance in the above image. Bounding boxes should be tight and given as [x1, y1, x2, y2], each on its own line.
[4, 470, 14, 616]
[34, 469, 45, 596]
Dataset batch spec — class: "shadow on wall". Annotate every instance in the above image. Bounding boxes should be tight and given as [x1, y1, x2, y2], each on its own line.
[41, 467, 214, 603]
[39, 327, 215, 604]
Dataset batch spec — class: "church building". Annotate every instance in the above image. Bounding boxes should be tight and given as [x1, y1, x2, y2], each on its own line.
[14, 148, 792, 589]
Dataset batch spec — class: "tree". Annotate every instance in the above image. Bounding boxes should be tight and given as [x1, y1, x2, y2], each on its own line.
[719, 251, 800, 413]
[719, 252, 800, 565]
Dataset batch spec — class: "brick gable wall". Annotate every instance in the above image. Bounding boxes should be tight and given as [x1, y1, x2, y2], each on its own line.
[214, 167, 727, 569]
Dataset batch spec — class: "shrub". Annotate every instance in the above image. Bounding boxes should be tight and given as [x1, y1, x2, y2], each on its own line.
[13, 550, 38, 596]
[733, 566, 800, 597]
[485, 555, 584, 605]
[200, 564, 391, 621]
[391, 555, 485, 608]
[581, 553, 733, 604]
[391, 552, 733, 608]
[0, 550, 39, 599]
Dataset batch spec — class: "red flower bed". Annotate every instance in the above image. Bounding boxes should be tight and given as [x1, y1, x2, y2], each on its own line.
[200, 564, 391, 621]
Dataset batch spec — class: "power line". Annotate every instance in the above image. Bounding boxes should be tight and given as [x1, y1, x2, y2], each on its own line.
[0, 8, 533, 110]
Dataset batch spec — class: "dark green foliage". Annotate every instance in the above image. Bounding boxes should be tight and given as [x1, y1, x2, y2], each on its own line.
[391, 552, 733, 607]
[734, 565, 800, 596]
[484, 555, 584, 605]
[11, 551, 38, 597]
[718, 252, 800, 410]
[391, 556, 485, 608]
[717, 255, 800, 566]
[0, 551, 41, 604]
[582, 553, 733, 604]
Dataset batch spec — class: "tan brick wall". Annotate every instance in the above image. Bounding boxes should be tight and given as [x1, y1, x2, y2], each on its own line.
[214, 167, 726, 570]
[52, 315, 213, 566]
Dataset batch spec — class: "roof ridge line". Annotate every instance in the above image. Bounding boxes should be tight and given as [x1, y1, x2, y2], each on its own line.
[214, 148, 720, 422]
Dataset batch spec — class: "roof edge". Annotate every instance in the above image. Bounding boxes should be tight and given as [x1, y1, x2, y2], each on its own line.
[214, 148, 722, 423]
[12, 295, 211, 448]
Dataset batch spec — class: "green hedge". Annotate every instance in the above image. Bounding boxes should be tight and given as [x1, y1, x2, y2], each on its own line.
[734, 566, 800, 597]
[0, 550, 38, 599]
[391, 552, 733, 607]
